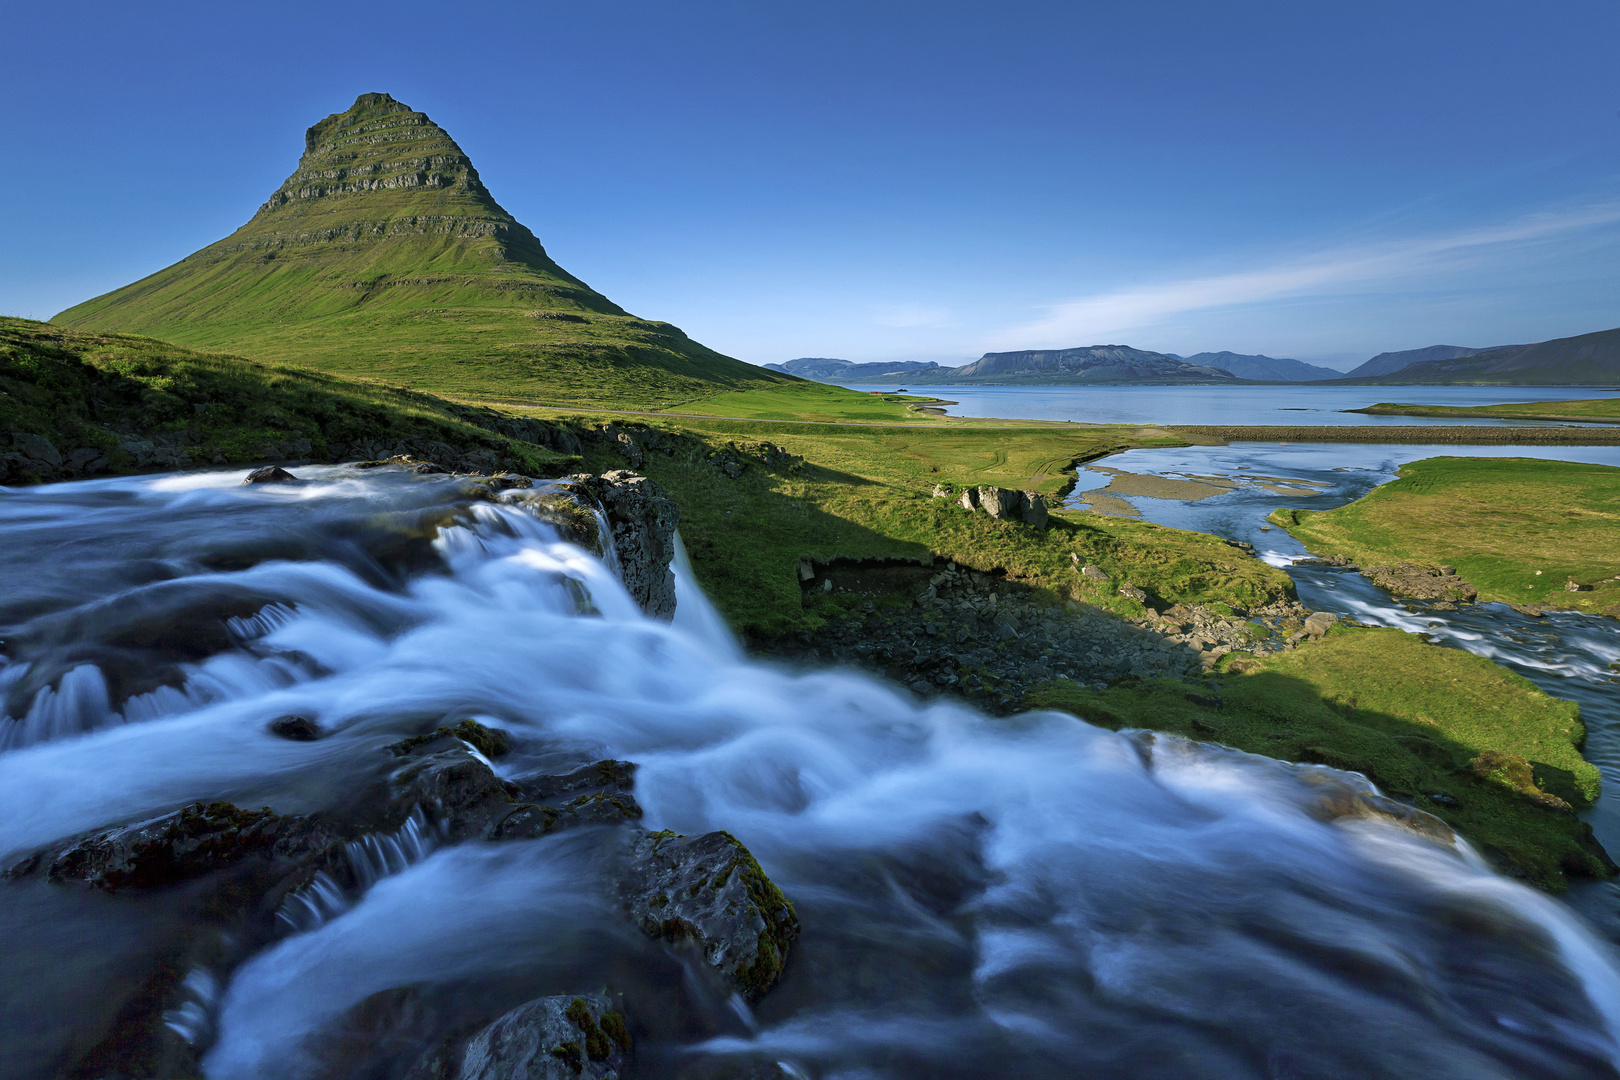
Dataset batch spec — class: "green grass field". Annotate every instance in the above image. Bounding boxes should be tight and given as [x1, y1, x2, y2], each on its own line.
[1268, 457, 1620, 615]
[1356, 398, 1620, 423]
[561, 414, 1294, 634]
[1027, 626, 1606, 889]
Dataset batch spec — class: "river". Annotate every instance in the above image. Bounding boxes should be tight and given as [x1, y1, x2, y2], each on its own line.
[840, 383, 1619, 426]
[4, 466, 1620, 1078]
[1066, 442, 1620, 940]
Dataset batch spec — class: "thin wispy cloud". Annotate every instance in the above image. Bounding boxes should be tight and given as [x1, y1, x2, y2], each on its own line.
[988, 199, 1620, 350]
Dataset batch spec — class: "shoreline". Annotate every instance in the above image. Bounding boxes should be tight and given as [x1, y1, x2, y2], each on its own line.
[1168, 424, 1620, 445]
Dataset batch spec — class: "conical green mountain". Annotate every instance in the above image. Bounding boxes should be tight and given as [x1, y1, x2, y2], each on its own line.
[55, 93, 790, 407]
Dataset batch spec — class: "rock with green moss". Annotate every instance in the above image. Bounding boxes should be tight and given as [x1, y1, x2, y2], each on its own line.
[406, 993, 630, 1080]
[617, 830, 799, 1001]
[3, 800, 282, 892]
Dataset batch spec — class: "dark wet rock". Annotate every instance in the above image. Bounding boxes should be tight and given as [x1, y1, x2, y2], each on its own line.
[571, 471, 679, 618]
[496, 791, 643, 840]
[618, 830, 800, 1001]
[389, 718, 511, 759]
[5, 800, 281, 892]
[242, 465, 298, 484]
[389, 744, 518, 840]
[269, 715, 321, 741]
[406, 993, 630, 1080]
[515, 759, 638, 802]
[1362, 562, 1478, 603]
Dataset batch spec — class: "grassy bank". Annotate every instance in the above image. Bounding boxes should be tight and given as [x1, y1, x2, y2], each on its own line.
[1170, 424, 1620, 445]
[565, 416, 1295, 634]
[1353, 399, 1620, 424]
[1267, 457, 1620, 615]
[1027, 626, 1606, 889]
[0, 317, 572, 478]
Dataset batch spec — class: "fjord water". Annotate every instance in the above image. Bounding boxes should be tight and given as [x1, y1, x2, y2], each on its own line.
[846, 384, 1617, 425]
[1071, 442, 1620, 933]
[5, 470, 1620, 1078]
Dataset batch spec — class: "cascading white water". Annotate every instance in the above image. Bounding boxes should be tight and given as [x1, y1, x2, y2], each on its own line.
[3, 465, 1620, 1080]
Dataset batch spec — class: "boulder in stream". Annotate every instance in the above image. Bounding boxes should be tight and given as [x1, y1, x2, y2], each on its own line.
[618, 830, 800, 1001]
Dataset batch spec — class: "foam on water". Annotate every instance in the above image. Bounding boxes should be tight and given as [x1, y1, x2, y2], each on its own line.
[2, 466, 1619, 1079]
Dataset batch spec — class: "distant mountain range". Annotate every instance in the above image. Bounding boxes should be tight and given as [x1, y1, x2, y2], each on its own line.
[763, 358, 947, 380]
[1171, 351, 1342, 382]
[1332, 327, 1620, 386]
[1340, 345, 1488, 380]
[774, 325, 1620, 386]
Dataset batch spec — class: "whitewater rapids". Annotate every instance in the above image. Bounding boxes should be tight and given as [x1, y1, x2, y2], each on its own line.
[1, 466, 1618, 1079]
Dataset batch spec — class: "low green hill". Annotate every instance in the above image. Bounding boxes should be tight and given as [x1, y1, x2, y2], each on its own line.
[53, 93, 792, 409]
[0, 316, 577, 483]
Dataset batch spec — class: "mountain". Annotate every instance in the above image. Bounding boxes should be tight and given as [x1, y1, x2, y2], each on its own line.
[53, 93, 790, 409]
[1341, 327, 1620, 385]
[864, 345, 1238, 385]
[1177, 351, 1341, 382]
[763, 358, 946, 382]
[1342, 345, 1491, 380]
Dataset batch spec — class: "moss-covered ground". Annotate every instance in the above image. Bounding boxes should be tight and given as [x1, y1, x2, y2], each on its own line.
[1268, 456, 1620, 615]
[1026, 626, 1606, 890]
[0, 317, 568, 474]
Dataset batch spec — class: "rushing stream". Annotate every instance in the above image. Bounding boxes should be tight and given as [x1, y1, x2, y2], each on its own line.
[6, 466, 1620, 1079]
[1067, 443, 1620, 939]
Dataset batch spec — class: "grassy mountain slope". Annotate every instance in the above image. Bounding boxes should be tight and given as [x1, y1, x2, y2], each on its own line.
[1, 316, 573, 483]
[1335, 328, 1620, 385]
[53, 93, 792, 409]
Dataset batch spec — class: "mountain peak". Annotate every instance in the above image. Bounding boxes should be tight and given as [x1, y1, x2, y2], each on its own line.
[53, 94, 789, 407]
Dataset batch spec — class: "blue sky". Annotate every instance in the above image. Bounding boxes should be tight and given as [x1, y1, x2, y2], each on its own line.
[3, 1, 1617, 370]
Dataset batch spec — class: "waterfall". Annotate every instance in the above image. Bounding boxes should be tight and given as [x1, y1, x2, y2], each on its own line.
[1, 465, 1618, 1080]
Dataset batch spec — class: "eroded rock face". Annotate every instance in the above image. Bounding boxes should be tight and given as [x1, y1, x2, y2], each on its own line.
[618, 830, 800, 1001]
[1362, 562, 1479, 603]
[570, 471, 680, 618]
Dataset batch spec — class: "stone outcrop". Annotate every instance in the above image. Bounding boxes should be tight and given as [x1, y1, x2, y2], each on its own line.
[8, 717, 797, 1078]
[619, 829, 800, 1001]
[405, 994, 631, 1080]
[1361, 562, 1478, 603]
[567, 471, 680, 618]
[946, 486, 1049, 528]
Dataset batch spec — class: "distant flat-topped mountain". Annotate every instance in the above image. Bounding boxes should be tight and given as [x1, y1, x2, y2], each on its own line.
[1337, 327, 1620, 385]
[763, 357, 945, 382]
[1175, 351, 1341, 382]
[53, 93, 788, 408]
[859, 345, 1237, 385]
